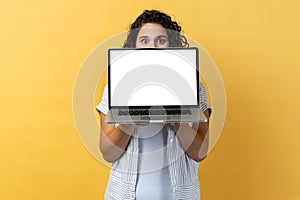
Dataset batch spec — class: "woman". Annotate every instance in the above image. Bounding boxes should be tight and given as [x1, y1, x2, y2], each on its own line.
[97, 9, 212, 200]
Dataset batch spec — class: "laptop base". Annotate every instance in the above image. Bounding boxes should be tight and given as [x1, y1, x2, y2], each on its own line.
[105, 108, 207, 124]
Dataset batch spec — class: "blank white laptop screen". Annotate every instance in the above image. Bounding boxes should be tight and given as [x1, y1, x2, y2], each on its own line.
[109, 48, 198, 106]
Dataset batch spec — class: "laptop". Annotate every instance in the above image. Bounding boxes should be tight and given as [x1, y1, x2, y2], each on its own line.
[105, 47, 207, 124]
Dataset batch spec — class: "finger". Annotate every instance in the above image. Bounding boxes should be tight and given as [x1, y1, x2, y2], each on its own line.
[170, 123, 179, 126]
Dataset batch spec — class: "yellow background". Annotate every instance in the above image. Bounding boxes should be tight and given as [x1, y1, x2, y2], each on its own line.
[1, 0, 300, 199]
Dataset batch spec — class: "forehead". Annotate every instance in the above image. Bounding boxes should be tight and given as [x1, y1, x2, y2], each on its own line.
[137, 23, 168, 37]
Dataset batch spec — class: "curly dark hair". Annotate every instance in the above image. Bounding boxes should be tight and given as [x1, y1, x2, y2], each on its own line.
[123, 10, 189, 48]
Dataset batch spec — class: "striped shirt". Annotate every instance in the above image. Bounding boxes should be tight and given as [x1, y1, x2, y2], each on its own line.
[96, 83, 211, 200]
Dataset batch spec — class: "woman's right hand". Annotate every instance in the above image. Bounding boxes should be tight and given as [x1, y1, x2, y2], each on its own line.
[118, 124, 138, 136]
[99, 113, 136, 163]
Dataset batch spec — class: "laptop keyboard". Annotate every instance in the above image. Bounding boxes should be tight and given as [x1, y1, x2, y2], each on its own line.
[118, 109, 192, 116]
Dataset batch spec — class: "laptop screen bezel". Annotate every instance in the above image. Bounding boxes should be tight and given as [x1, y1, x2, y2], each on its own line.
[107, 47, 200, 109]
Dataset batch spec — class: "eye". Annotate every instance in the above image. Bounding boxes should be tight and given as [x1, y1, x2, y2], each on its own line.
[156, 37, 169, 46]
[140, 39, 149, 44]
[157, 38, 166, 45]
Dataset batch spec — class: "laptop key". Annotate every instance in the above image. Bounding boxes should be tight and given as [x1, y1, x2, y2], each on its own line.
[118, 109, 192, 116]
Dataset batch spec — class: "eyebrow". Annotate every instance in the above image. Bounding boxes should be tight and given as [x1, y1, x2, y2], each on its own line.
[138, 36, 149, 39]
[156, 35, 168, 38]
[138, 35, 168, 39]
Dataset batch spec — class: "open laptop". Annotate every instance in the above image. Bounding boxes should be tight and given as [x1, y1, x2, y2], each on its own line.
[105, 47, 207, 124]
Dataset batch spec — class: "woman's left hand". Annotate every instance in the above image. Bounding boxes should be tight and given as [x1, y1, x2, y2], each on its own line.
[167, 123, 189, 133]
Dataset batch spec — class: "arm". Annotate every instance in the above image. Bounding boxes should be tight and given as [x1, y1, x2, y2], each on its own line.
[169, 109, 210, 162]
[99, 112, 137, 163]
